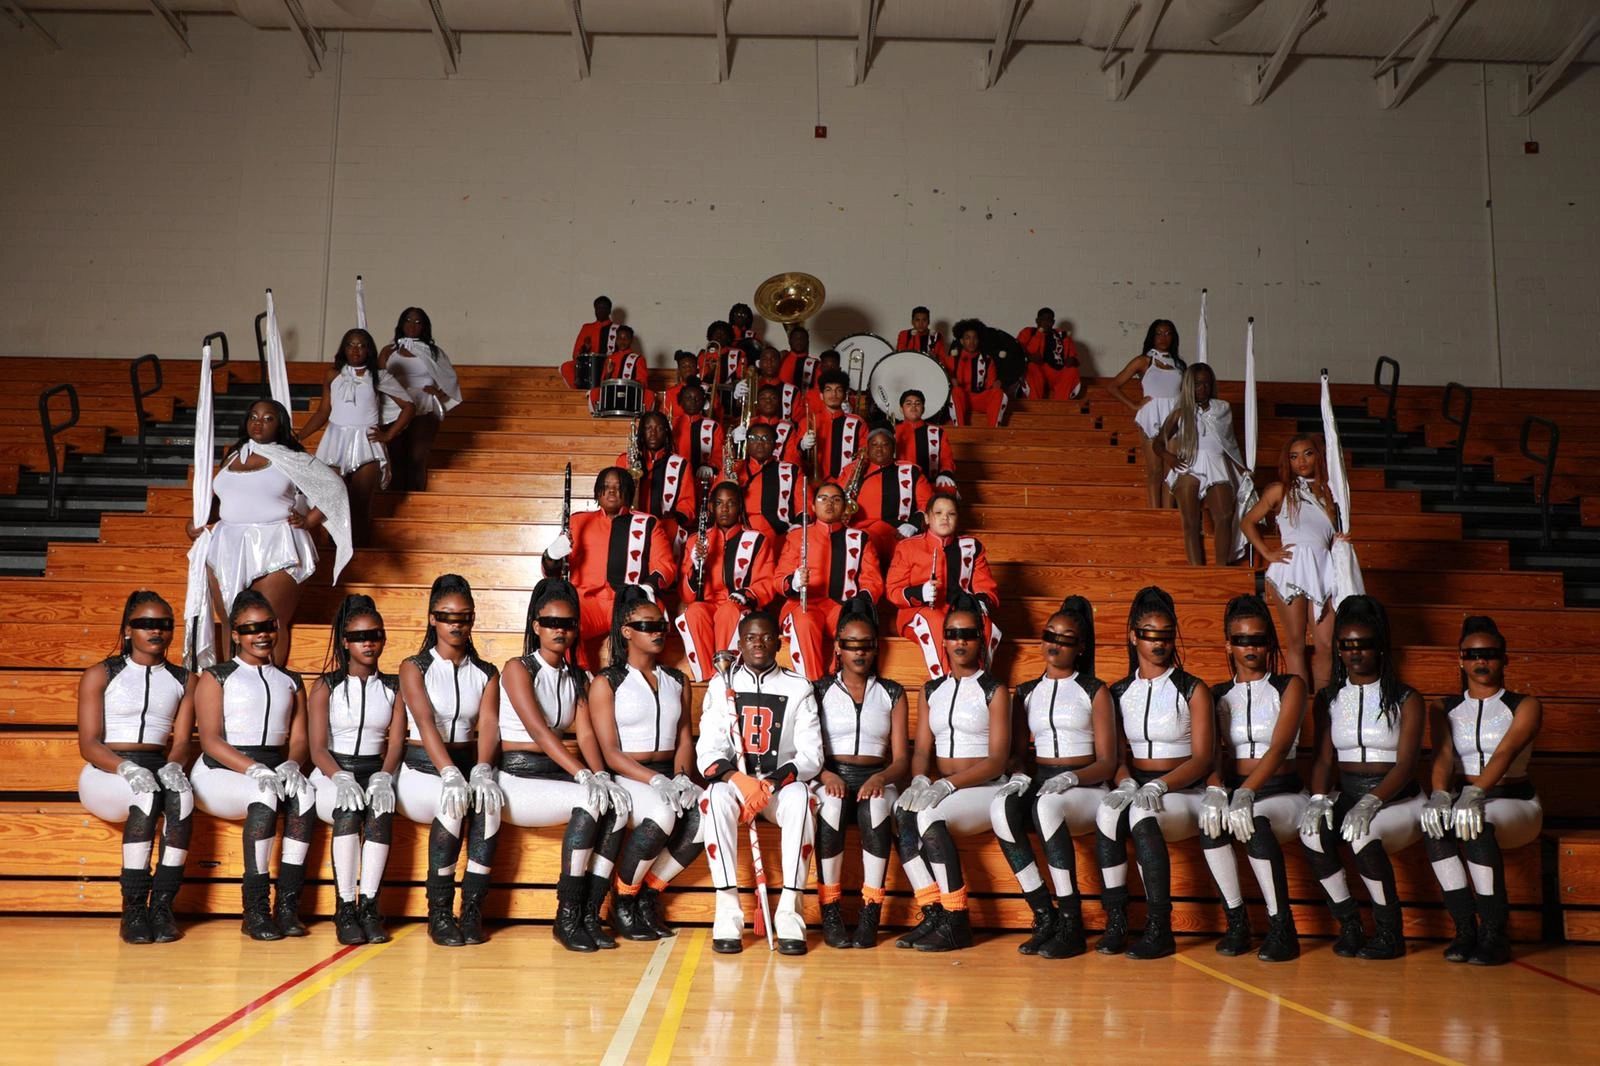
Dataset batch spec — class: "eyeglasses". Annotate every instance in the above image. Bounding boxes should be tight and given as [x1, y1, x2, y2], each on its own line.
[837, 639, 878, 652]
[1460, 648, 1505, 662]
[233, 620, 278, 635]
[1227, 634, 1272, 648]
[815, 494, 845, 504]
[344, 628, 385, 644]
[1337, 638, 1379, 651]
[536, 616, 579, 630]
[432, 611, 475, 625]
[944, 627, 982, 642]
[626, 619, 670, 634]
[1135, 628, 1175, 642]
[1040, 630, 1078, 647]
[127, 618, 174, 632]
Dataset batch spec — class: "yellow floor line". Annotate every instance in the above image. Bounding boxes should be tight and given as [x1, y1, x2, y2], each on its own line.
[645, 929, 708, 1066]
[600, 936, 679, 1066]
[181, 925, 418, 1065]
[1175, 954, 1466, 1066]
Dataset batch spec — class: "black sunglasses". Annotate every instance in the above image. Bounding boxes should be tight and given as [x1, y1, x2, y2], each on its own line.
[344, 628, 386, 644]
[432, 611, 475, 625]
[837, 639, 878, 652]
[1338, 637, 1380, 651]
[1460, 648, 1505, 662]
[1041, 630, 1078, 647]
[234, 620, 278, 635]
[1228, 634, 1272, 648]
[128, 618, 175, 632]
[537, 615, 579, 631]
[626, 619, 670, 634]
[1135, 628, 1175, 642]
[944, 627, 982, 642]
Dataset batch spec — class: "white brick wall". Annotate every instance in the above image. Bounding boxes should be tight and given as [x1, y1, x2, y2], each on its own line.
[1, 15, 1596, 388]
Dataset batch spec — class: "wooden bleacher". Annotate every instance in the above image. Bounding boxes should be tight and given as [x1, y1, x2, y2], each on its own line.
[0, 355, 1597, 941]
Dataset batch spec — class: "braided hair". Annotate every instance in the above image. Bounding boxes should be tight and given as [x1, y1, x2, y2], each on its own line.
[1140, 319, 1184, 368]
[1457, 614, 1506, 690]
[605, 585, 658, 669]
[1053, 594, 1097, 679]
[594, 466, 636, 503]
[227, 588, 275, 659]
[832, 600, 880, 674]
[332, 328, 383, 407]
[114, 589, 172, 658]
[945, 605, 991, 670]
[524, 578, 580, 659]
[1222, 593, 1282, 677]
[1124, 585, 1180, 676]
[419, 574, 481, 662]
[1324, 594, 1404, 722]
[228, 399, 302, 459]
[322, 594, 383, 688]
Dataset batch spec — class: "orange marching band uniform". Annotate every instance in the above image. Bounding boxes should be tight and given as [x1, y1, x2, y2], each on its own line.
[895, 418, 958, 491]
[673, 521, 780, 681]
[839, 454, 934, 570]
[1017, 324, 1082, 400]
[943, 345, 1008, 428]
[547, 508, 677, 670]
[886, 529, 1001, 677]
[776, 518, 885, 681]
[616, 445, 697, 549]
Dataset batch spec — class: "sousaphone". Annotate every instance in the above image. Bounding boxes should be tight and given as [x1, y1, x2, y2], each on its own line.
[754, 271, 826, 327]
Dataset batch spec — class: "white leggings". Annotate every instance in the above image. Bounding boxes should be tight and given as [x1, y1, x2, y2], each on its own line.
[310, 765, 393, 902]
[192, 758, 316, 876]
[79, 763, 195, 870]
[989, 783, 1105, 898]
[897, 781, 1004, 898]
[395, 762, 502, 878]
[1199, 790, 1310, 913]
[1094, 787, 1203, 892]
[1427, 796, 1543, 896]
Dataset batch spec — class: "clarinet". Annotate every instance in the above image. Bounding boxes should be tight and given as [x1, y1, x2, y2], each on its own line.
[560, 462, 573, 582]
[691, 473, 712, 593]
[798, 471, 810, 614]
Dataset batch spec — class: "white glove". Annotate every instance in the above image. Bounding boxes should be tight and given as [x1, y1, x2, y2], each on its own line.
[919, 580, 939, 604]
[276, 759, 308, 798]
[116, 760, 158, 795]
[801, 429, 816, 450]
[366, 771, 396, 816]
[1226, 786, 1257, 842]
[936, 475, 957, 491]
[897, 522, 919, 537]
[469, 763, 505, 817]
[649, 773, 679, 808]
[732, 425, 748, 444]
[246, 762, 285, 799]
[545, 531, 573, 561]
[575, 769, 609, 815]
[1421, 789, 1454, 840]
[790, 569, 807, 593]
[1199, 786, 1228, 838]
[1453, 785, 1487, 841]
[671, 773, 702, 812]
[895, 774, 932, 812]
[157, 762, 191, 793]
[1100, 778, 1137, 812]
[1132, 779, 1169, 812]
[331, 770, 367, 812]
[996, 772, 1031, 799]
[596, 771, 633, 817]
[1037, 770, 1079, 795]
[1300, 792, 1339, 836]
[438, 765, 470, 820]
[1341, 793, 1384, 842]
[733, 379, 750, 402]
[908, 778, 956, 813]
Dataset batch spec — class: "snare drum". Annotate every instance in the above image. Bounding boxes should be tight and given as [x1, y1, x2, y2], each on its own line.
[593, 378, 644, 419]
[573, 353, 605, 390]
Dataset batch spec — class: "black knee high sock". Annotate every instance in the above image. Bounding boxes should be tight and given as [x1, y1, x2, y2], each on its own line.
[1354, 841, 1400, 909]
[1463, 824, 1508, 928]
[243, 802, 278, 878]
[857, 798, 891, 870]
[817, 796, 849, 871]
[365, 808, 393, 846]
[1130, 819, 1171, 917]
[615, 820, 668, 886]
[429, 819, 463, 876]
[994, 794, 1039, 879]
[893, 809, 927, 872]
[666, 802, 702, 870]
[123, 797, 157, 871]
[920, 822, 965, 893]
[161, 789, 192, 857]
[1245, 816, 1290, 918]
[1040, 823, 1080, 896]
[1095, 810, 1130, 874]
[467, 810, 498, 870]
[563, 808, 601, 876]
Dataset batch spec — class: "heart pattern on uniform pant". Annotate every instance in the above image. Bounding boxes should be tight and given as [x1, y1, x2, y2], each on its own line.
[707, 842, 719, 861]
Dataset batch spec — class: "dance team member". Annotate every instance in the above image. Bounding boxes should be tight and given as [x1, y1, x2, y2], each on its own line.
[1109, 319, 1184, 508]
[380, 306, 461, 490]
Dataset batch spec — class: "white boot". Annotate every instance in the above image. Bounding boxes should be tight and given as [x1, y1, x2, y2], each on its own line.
[774, 888, 807, 955]
[711, 888, 744, 953]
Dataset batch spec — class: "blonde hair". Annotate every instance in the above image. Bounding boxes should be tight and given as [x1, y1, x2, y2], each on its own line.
[1170, 364, 1214, 467]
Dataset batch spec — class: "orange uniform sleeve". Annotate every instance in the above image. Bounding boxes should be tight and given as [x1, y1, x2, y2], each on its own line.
[857, 537, 886, 603]
[969, 542, 1000, 611]
[885, 536, 922, 609]
[741, 534, 780, 607]
[646, 517, 678, 592]
[678, 533, 706, 603]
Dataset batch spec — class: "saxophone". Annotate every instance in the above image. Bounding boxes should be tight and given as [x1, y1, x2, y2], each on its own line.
[842, 448, 870, 516]
[626, 416, 644, 481]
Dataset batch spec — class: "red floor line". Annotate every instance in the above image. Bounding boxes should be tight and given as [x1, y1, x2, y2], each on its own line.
[1513, 959, 1600, 997]
[145, 942, 362, 1065]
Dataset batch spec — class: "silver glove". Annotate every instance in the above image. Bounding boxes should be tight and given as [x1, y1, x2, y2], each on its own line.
[1226, 786, 1257, 842]
[1100, 778, 1138, 812]
[469, 762, 505, 817]
[438, 765, 470, 820]
[1341, 792, 1384, 842]
[895, 774, 932, 812]
[649, 773, 679, 808]
[1453, 785, 1487, 842]
[1420, 789, 1455, 840]
[246, 762, 286, 799]
[671, 773, 702, 813]
[995, 772, 1031, 799]
[575, 769, 610, 815]
[331, 770, 367, 812]
[156, 762, 191, 793]
[1199, 786, 1228, 838]
[596, 771, 632, 817]
[276, 759, 309, 798]
[908, 777, 956, 813]
[116, 760, 158, 795]
[365, 771, 396, 816]
[1037, 770, 1080, 795]
[1299, 792, 1339, 836]
[1132, 779, 1169, 812]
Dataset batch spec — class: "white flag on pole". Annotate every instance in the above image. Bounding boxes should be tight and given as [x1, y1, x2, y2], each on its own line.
[1230, 317, 1259, 562]
[1196, 288, 1209, 364]
[263, 288, 292, 411]
[1321, 369, 1365, 607]
[183, 345, 217, 669]
[355, 274, 367, 331]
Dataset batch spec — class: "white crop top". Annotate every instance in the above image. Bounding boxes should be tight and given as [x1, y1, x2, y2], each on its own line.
[816, 674, 903, 760]
[404, 648, 497, 745]
[323, 672, 398, 757]
[1277, 479, 1337, 546]
[1444, 689, 1534, 778]
[1113, 668, 1202, 761]
[1141, 351, 1183, 400]
[327, 366, 399, 428]
[1018, 672, 1102, 760]
[500, 653, 587, 745]
[214, 461, 298, 525]
[99, 656, 188, 747]
[208, 658, 301, 747]
[602, 663, 685, 753]
[925, 672, 1003, 760]
[1330, 680, 1409, 764]
[1213, 675, 1299, 761]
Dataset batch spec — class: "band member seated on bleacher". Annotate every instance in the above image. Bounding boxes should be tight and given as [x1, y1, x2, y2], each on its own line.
[886, 492, 999, 677]
[562, 294, 621, 387]
[587, 325, 656, 414]
[776, 481, 884, 681]
[811, 369, 866, 481]
[895, 390, 957, 491]
[897, 306, 947, 360]
[734, 422, 804, 548]
[729, 302, 759, 349]
[754, 347, 802, 422]
[943, 319, 1008, 428]
[780, 325, 818, 391]
[1017, 307, 1083, 400]
[671, 381, 725, 482]
[660, 352, 701, 420]
[745, 383, 804, 465]
[698, 321, 743, 416]
[841, 428, 933, 569]
[698, 612, 823, 955]
[543, 467, 677, 670]
[675, 482, 780, 681]
[77, 590, 197, 945]
[616, 411, 697, 549]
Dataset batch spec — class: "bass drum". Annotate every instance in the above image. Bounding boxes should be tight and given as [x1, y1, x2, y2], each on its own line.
[832, 333, 895, 394]
[869, 351, 953, 422]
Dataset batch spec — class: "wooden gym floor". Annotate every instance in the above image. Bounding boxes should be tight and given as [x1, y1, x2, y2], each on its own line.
[2, 918, 1596, 1064]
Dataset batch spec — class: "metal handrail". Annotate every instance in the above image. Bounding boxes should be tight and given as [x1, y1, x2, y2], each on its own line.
[38, 383, 79, 519]
[1374, 356, 1400, 464]
[1442, 381, 1473, 501]
[252, 312, 270, 398]
[1519, 416, 1560, 551]
[202, 330, 230, 370]
[130, 354, 163, 473]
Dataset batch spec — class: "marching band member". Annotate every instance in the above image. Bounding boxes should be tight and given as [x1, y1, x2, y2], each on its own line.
[885, 493, 999, 677]
[746, 382, 804, 463]
[1298, 595, 1426, 960]
[989, 597, 1116, 959]
[813, 609, 910, 949]
[77, 591, 196, 944]
[379, 306, 461, 492]
[895, 390, 958, 491]
[734, 423, 804, 548]
[1109, 318, 1185, 508]
[839, 428, 933, 568]
[893, 608, 1011, 952]
[1016, 307, 1082, 400]
[191, 591, 315, 941]
[542, 467, 677, 671]
[616, 411, 697, 548]
[307, 594, 405, 945]
[1422, 616, 1542, 966]
[776, 482, 885, 682]
[659, 352, 702, 419]
[811, 369, 866, 481]
[753, 350, 803, 423]
[780, 325, 818, 391]
[569, 295, 621, 363]
[586, 325, 656, 413]
[588, 588, 701, 942]
[675, 482, 780, 681]
[671, 381, 725, 481]
[698, 612, 823, 955]
[1155, 363, 1245, 567]
[943, 320, 1008, 428]
[698, 321, 743, 413]
[896, 306, 947, 361]
[395, 575, 506, 947]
